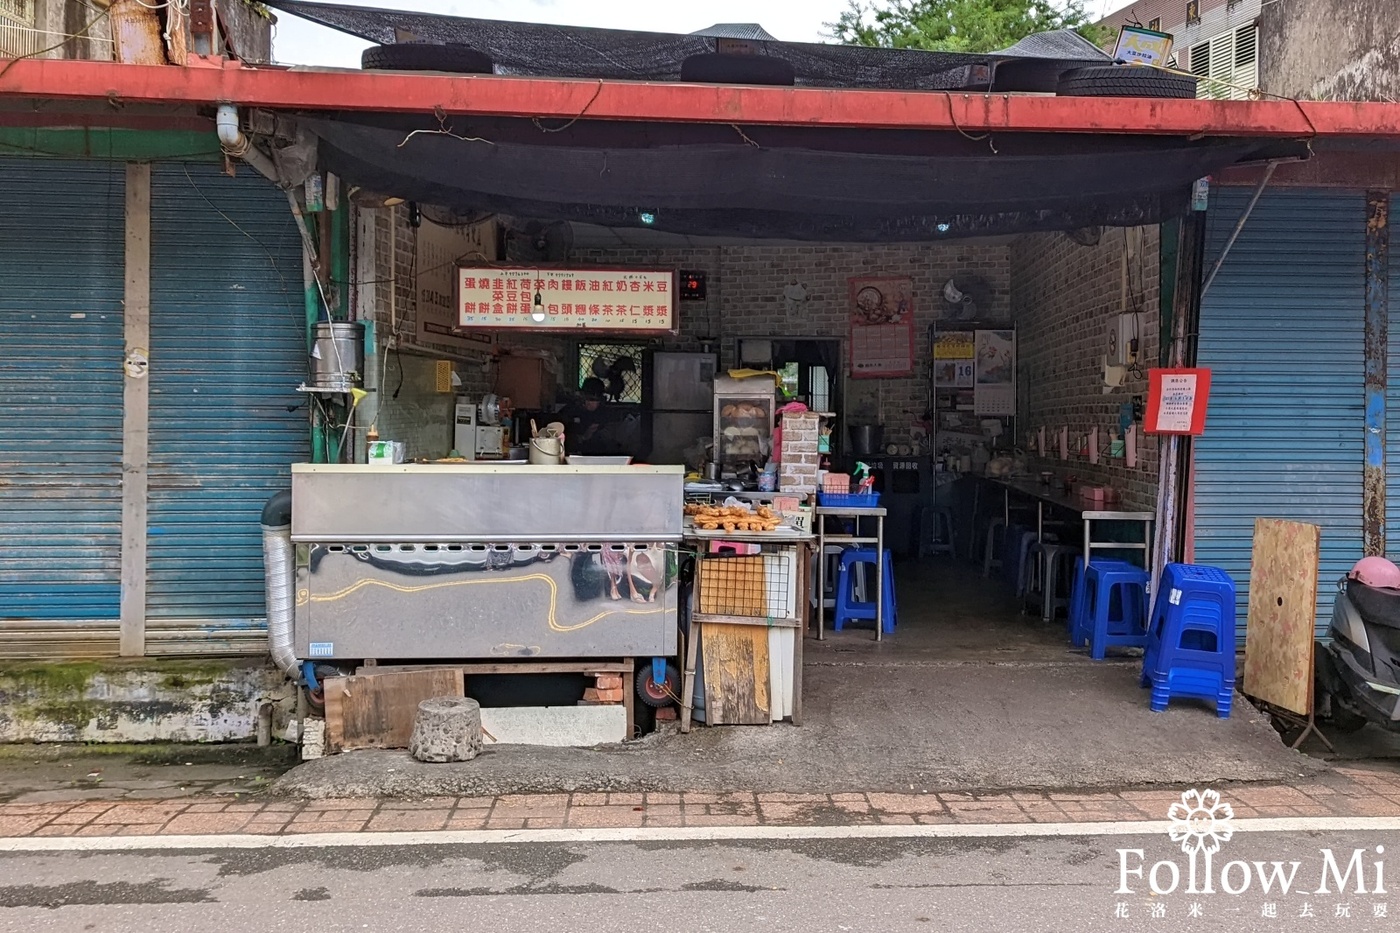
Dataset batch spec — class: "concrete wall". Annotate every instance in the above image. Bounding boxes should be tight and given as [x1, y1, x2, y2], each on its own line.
[0, 659, 296, 743]
[1010, 227, 1162, 510]
[1258, 0, 1400, 102]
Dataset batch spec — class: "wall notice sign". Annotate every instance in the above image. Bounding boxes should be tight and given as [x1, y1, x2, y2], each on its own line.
[457, 267, 676, 332]
[415, 217, 497, 357]
[848, 276, 916, 378]
[1146, 368, 1212, 435]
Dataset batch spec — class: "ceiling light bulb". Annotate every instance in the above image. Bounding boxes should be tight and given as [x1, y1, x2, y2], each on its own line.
[531, 292, 546, 323]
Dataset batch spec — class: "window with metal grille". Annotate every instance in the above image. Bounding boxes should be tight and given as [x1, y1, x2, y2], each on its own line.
[0, 0, 34, 24]
[577, 343, 645, 404]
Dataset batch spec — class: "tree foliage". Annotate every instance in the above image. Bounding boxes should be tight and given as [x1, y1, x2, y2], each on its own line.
[825, 0, 1111, 54]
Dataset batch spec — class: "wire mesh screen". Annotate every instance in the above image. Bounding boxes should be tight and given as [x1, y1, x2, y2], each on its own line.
[694, 545, 799, 621]
[578, 343, 643, 403]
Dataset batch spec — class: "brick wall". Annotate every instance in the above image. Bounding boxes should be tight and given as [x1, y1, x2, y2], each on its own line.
[1009, 227, 1162, 510]
[353, 205, 573, 459]
[578, 241, 1013, 446]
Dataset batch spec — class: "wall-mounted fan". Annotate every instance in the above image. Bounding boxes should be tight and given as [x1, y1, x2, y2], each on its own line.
[420, 204, 494, 228]
[1068, 226, 1103, 247]
[940, 275, 993, 321]
[505, 220, 575, 262]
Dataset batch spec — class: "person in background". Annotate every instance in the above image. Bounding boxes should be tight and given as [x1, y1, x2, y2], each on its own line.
[560, 377, 609, 454]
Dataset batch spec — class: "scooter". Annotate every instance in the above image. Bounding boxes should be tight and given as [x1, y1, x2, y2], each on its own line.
[1314, 557, 1400, 733]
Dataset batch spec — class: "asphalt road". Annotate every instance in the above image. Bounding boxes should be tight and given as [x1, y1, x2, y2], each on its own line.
[1, 825, 1396, 932]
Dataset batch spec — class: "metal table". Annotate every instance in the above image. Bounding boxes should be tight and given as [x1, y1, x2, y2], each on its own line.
[679, 525, 813, 732]
[813, 506, 888, 641]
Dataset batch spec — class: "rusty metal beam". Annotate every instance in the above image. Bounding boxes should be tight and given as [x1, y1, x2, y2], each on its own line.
[1365, 191, 1389, 557]
[4, 59, 1400, 137]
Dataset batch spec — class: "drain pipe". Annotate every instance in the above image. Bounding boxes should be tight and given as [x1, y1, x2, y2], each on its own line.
[260, 490, 301, 680]
[215, 104, 322, 271]
[215, 104, 281, 185]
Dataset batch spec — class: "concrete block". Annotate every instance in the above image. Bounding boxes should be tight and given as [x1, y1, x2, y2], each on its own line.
[480, 706, 627, 746]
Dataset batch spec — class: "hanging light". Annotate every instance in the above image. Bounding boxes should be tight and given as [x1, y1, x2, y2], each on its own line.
[531, 291, 546, 323]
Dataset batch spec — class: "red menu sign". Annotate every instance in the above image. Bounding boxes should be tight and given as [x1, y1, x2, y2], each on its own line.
[1145, 368, 1212, 435]
[457, 267, 677, 332]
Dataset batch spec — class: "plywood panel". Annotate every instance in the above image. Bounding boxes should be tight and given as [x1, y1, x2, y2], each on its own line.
[701, 624, 770, 725]
[322, 669, 465, 751]
[1244, 518, 1321, 716]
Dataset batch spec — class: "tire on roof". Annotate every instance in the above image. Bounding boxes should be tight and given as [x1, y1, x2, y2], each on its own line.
[1055, 65, 1197, 99]
[361, 42, 495, 74]
[679, 53, 796, 87]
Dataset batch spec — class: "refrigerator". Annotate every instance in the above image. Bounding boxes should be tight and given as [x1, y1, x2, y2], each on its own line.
[644, 351, 718, 465]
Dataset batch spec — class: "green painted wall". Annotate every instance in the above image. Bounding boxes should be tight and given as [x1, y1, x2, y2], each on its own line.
[0, 129, 221, 162]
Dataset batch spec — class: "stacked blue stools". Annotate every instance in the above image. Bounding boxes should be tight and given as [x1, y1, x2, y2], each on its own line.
[1074, 561, 1151, 660]
[1141, 563, 1237, 718]
[834, 547, 897, 635]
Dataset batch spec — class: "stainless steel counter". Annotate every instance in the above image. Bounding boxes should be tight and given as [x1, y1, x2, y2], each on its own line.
[292, 463, 684, 543]
[290, 463, 684, 661]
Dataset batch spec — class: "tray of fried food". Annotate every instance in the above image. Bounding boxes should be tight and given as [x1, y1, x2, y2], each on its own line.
[690, 503, 783, 533]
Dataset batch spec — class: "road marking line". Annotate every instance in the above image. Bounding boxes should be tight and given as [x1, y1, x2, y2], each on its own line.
[2, 817, 1398, 852]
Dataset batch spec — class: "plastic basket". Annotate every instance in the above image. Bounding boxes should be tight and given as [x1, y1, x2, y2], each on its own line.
[818, 491, 881, 509]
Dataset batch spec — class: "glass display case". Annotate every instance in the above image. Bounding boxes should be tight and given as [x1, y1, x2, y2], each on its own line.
[713, 375, 776, 476]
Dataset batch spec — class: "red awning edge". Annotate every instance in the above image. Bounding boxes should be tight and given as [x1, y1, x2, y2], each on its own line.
[3, 58, 1399, 138]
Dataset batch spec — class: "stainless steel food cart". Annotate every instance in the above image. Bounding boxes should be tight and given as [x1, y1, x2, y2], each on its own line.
[291, 463, 684, 662]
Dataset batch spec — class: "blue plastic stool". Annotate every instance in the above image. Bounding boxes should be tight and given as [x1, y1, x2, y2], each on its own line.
[1068, 557, 1138, 642]
[1079, 563, 1150, 660]
[834, 547, 897, 634]
[1141, 563, 1237, 718]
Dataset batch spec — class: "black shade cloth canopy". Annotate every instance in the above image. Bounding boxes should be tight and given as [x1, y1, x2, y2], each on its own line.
[269, 0, 1111, 90]
[301, 113, 1301, 241]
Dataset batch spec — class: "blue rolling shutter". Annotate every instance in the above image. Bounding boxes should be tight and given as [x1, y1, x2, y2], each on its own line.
[0, 158, 126, 636]
[146, 163, 308, 654]
[1194, 189, 1366, 642]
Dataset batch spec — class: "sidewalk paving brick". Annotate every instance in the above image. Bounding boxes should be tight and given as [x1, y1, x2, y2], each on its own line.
[3, 766, 1400, 840]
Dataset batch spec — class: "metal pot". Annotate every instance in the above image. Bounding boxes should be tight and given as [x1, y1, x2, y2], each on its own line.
[848, 425, 884, 458]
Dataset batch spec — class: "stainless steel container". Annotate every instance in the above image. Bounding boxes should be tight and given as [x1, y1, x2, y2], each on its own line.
[311, 322, 364, 391]
[848, 424, 884, 458]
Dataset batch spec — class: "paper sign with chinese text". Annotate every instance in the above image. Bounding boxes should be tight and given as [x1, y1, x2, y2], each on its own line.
[414, 217, 496, 357]
[1145, 368, 1212, 435]
[457, 267, 676, 332]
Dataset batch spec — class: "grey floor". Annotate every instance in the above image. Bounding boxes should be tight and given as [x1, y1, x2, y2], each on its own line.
[275, 560, 1328, 799]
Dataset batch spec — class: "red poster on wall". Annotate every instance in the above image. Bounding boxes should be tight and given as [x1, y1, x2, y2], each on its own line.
[848, 276, 915, 378]
[1145, 368, 1212, 435]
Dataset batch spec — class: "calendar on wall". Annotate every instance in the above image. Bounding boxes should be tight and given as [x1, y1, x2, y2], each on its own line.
[848, 276, 915, 378]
